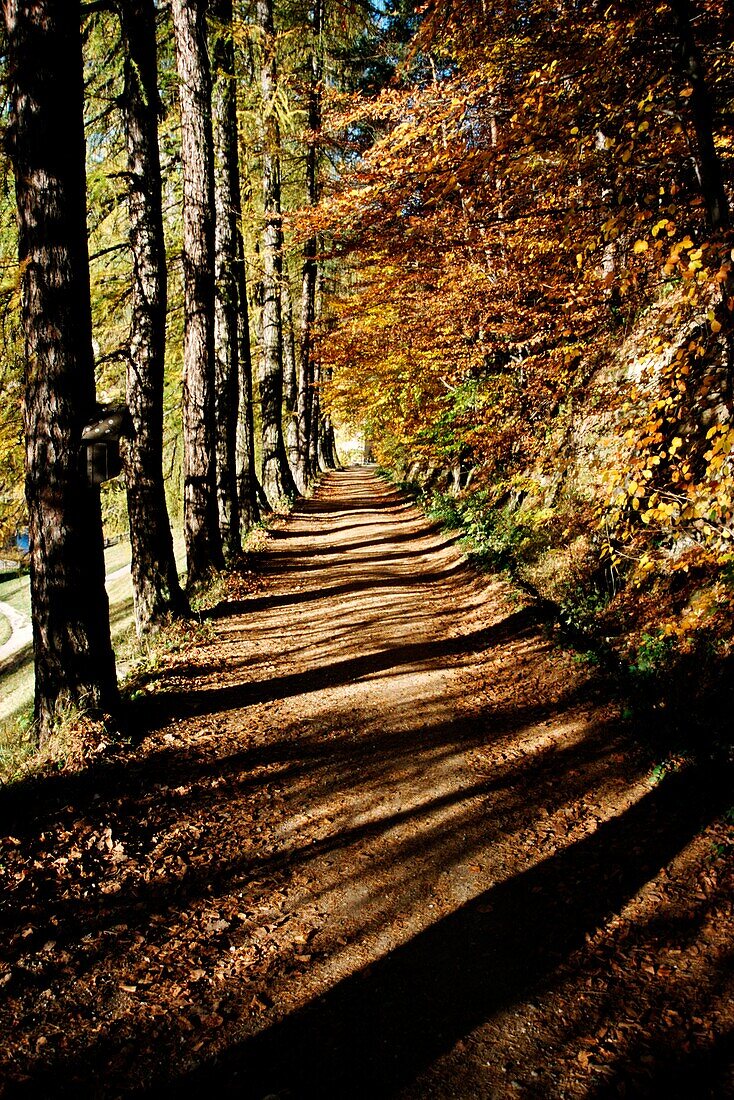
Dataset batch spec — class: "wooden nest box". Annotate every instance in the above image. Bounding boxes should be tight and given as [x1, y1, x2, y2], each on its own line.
[81, 406, 130, 486]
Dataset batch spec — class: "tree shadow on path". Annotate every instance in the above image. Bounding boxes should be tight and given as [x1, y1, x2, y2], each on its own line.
[149, 763, 731, 1100]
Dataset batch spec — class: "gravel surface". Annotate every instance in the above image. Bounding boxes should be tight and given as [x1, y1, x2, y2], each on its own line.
[1, 467, 731, 1099]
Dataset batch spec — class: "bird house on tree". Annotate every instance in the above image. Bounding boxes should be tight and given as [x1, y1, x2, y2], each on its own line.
[81, 406, 130, 486]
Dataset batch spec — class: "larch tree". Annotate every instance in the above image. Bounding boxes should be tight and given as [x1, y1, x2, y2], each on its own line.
[118, 0, 189, 632]
[171, 0, 225, 583]
[211, 0, 243, 560]
[295, 0, 324, 491]
[235, 228, 261, 528]
[256, 0, 299, 505]
[283, 271, 301, 483]
[3, 0, 117, 740]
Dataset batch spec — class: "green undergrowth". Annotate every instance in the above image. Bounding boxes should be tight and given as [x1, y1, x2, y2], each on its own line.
[0, 705, 36, 785]
[388, 471, 734, 760]
[0, 530, 269, 786]
[120, 614, 216, 703]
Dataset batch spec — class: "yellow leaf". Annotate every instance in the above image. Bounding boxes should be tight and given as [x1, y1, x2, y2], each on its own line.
[711, 319, 722, 334]
[633, 239, 648, 253]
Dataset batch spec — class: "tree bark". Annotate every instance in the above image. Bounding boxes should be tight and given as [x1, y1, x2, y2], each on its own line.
[667, 0, 733, 404]
[296, 0, 324, 491]
[3, 0, 117, 741]
[308, 357, 322, 474]
[667, 0, 730, 233]
[282, 273, 302, 484]
[171, 0, 225, 583]
[320, 366, 338, 469]
[119, 0, 189, 633]
[211, 0, 242, 560]
[235, 246, 261, 527]
[256, 0, 299, 505]
[282, 273, 298, 415]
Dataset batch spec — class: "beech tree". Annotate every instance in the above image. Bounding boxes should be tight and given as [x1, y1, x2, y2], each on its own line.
[119, 0, 189, 631]
[171, 0, 225, 582]
[3, 0, 117, 740]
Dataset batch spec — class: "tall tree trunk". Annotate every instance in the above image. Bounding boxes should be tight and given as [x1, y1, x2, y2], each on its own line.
[282, 273, 302, 485]
[667, 0, 730, 233]
[256, 0, 298, 505]
[308, 263, 327, 473]
[171, 0, 225, 583]
[308, 358, 322, 474]
[235, 247, 261, 527]
[211, 0, 242, 560]
[320, 366, 338, 469]
[667, 0, 733, 404]
[296, 0, 324, 491]
[3, 0, 117, 741]
[215, 0, 259, 529]
[119, 0, 189, 633]
[282, 273, 298, 414]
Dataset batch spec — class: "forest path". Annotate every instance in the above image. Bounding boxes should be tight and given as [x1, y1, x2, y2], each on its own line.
[1, 467, 731, 1098]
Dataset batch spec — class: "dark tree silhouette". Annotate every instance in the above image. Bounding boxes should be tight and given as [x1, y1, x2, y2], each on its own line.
[3, 0, 118, 740]
[119, 0, 189, 632]
[171, 0, 225, 583]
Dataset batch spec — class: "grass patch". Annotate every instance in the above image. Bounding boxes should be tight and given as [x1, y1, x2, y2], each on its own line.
[0, 703, 114, 787]
[0, 705, 36, 784]
[121, 615, 216, 702]
[0, 572, 31, 617]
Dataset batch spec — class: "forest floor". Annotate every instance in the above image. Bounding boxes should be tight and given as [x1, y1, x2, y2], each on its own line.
[1, 467, 732, 1099]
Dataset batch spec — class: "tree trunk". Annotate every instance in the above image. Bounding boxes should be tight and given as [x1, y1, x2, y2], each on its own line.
[296, 0, 324, 491]
[282, 273, 302, 486]
[256, 0, 298, 505]
[171, 0, 225, 583]
[3, 0, 117, 741]
[320, 366, 338, 469]
[211, 0, 242, 560]
[308, 358, 322, 474]
[282, 273, 298, 414]
[235, 249, 261, 527]
[119, 0, 189, 633]
[667, 0, 733, 404]
[667, 0, 730, 233]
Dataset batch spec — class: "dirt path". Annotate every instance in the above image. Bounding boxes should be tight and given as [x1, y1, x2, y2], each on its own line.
[1, 468, 732, 1099]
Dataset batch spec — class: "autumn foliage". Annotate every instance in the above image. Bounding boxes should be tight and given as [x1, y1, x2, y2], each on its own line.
[307, 0, 734, 680]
